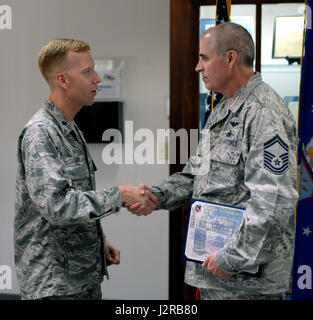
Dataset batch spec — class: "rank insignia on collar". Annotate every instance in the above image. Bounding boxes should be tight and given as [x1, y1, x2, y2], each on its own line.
[264, 135, 289, 175]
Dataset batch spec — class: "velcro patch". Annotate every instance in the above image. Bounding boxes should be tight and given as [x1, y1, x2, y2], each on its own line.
[264, 135, 289, 175]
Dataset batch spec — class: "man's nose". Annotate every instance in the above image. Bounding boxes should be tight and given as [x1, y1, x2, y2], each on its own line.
[94, 72, 102, 84]
[195, 61, 202, 72]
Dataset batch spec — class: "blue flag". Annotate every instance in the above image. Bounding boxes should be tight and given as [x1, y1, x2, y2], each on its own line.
[292, 0, 313, 300]
[202, 0, 231, 129]
[203, 91, 224, 127]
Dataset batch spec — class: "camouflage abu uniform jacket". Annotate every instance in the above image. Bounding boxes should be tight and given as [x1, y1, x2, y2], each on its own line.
[14, 100, 122, 299]
[151, 73, 298, 294]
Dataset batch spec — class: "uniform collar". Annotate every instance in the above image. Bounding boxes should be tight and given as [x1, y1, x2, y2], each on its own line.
[204, 73, 262, 129]
[228, 72, 262, 113]
[43, 99, 73, 136]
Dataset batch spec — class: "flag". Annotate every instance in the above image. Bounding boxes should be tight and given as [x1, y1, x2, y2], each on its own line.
[203, 91, 224, 128]
[216, 0, 231, 24]
[202, 0, 231, 128]
[292, 0, 313, 300]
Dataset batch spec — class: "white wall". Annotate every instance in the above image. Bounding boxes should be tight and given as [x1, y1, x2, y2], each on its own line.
[0, 0, 169, 299]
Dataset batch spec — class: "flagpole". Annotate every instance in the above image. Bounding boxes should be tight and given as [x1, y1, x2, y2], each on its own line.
[210, 0, 231, 113]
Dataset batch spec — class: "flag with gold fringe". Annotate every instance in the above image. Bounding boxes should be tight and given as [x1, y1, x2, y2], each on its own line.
[292, 0, 313, 300]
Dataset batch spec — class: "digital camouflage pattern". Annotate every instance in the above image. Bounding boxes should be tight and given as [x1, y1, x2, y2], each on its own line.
[14, 100, 122, 300]
[199, 288, 285, 300]
[40, 285, 102, 300]
[151, 73, 298, 296]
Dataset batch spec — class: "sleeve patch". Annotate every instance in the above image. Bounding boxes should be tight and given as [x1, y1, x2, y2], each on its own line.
[264, 135, 289, 175]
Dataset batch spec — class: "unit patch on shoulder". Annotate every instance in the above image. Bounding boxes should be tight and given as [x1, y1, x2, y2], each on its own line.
[264, 135, 289, 175]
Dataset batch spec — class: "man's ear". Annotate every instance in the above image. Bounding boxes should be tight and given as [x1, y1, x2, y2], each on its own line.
[226, 50, 238, 69]
[55, 72, 69, 89]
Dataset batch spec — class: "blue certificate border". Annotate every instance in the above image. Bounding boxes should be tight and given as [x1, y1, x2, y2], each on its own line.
[182, 198, 244, 264]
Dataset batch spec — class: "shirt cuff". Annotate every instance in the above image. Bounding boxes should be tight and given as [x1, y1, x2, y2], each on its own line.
[107, 186, 123, 212]
[150, 186, 164, 210]
[215, 248, 237, 274]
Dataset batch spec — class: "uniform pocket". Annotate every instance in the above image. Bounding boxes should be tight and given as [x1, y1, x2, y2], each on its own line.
[64, 231, 99, 280]
[64, 156, 91, 190]
[64, 156, 89, 180]
[210, 144, 242, 165]
[210, 117, 243, 165]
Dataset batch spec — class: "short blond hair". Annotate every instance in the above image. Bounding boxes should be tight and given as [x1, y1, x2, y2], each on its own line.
[38, 38, 90, 81]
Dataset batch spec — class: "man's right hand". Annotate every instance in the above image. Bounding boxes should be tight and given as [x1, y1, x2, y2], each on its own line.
[125, 183, 158, 216]
[119, 184, 157, 216]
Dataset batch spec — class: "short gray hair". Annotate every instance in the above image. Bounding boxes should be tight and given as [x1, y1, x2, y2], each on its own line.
[206, 22, 255, 68]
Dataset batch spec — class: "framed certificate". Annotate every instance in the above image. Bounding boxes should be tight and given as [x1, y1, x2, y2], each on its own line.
[272, 15, 304, 61]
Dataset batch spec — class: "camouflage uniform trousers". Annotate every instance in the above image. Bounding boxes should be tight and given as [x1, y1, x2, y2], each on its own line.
[199, 288, 285, 300]
[38, 285, 102, 300]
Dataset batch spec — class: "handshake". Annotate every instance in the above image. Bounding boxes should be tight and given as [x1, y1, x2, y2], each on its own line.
[119, 183, 158, 216]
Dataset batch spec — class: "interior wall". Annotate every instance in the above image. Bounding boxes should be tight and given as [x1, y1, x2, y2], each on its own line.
[0, 0, 170, 299]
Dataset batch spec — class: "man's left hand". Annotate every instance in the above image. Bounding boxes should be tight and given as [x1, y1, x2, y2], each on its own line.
[202, 251, 232, 279]
[105, 241, 120, 266]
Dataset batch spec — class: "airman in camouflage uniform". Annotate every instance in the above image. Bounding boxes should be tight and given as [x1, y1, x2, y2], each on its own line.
[148, 23, 298, 299]
[14, 100, 122, 299]
[14, 39, 156, 300]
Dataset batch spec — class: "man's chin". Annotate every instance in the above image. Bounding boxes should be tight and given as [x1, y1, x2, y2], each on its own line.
[203, 82, 212, 91]
[85, 100, 95, 107]
[204, 85, 221, 94]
